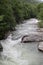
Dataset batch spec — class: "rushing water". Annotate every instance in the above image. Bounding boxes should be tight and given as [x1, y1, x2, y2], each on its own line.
[0, 19, 43, 65]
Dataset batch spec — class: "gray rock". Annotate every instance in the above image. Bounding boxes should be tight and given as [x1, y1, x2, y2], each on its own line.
[0, 43, 3, 52]
[38, 42, 43, 52]
[38, 28, 43, 32]
[21, 34, 43, 43]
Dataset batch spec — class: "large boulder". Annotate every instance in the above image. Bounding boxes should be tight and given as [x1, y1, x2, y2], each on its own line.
[38, 42, 43, 52]
[21, 34, 42, 43]
[0, 43, 3, 52]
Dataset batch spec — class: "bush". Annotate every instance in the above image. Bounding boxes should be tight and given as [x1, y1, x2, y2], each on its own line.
[38, 20, 43, 28]
[37, 3, 43, 28]
[37, 8, 43, 20]
[12, 1, 24, 23]
[37, 3, 43, 13]
[30, 4, 37, 18]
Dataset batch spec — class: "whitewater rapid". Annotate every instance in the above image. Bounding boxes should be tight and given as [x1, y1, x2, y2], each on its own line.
[0, 19, 43, 65]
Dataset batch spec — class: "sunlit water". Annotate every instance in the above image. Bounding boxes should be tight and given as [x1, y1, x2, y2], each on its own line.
[0, 19, 43, 65]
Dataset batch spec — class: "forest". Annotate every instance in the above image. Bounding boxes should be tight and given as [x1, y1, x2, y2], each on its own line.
[0, 0, 43, 39]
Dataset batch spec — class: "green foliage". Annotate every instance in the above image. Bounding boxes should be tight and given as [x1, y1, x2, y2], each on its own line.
[37, 3, 43, 28]
[0, 15, 4, 21]
[0, 0, 43, 39]
[38, 20, 43, 28]
[0, 0, 16, 39]
[37, 3, 43, 12]
[37, 3, 43, 20]
[23, 3, 31, 19]
[30, 4, 37, 18]
[13, 1, 24, 23]
[37, 9, 43, 20]
[13, 1, 37, 22]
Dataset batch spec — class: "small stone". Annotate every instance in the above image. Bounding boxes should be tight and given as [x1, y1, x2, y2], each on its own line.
[38, 42, 43, 52]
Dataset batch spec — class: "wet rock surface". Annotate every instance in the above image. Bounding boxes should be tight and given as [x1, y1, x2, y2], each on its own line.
[21, 34, 43, 43]
[38, 42, 43, 52]
[21, 24, 43, 43]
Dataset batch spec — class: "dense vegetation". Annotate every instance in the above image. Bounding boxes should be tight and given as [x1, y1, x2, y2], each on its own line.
[37, 3, 43, 28]
[0, 0, 43, 39]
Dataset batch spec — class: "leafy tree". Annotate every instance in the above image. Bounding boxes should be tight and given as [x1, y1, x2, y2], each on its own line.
[37, 3, 43, 28]
[37, 3, 43, 12]
[0, 0, 16, 39]
[0, 0, 43, 39]
[37, 8, 43, 20]
[12, 0, 24, 23]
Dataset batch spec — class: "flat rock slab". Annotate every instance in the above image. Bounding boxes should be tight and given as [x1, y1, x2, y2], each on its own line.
[38, 42, 43, 52]
[21, 34, 43, 43]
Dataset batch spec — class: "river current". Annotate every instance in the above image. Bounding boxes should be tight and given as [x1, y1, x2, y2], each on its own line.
[0, 19, 43, 65]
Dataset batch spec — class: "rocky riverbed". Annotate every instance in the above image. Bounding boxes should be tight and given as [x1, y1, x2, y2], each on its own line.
[0, 19, 43, 65]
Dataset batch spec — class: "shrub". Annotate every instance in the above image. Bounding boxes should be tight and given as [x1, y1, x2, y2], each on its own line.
[0, 0, 16, 39]
[38, 20, 43, 28]
[37, 8, 43, 20]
